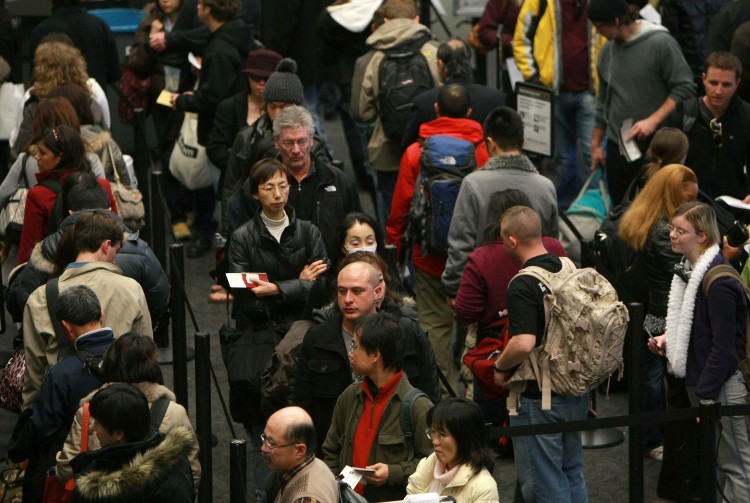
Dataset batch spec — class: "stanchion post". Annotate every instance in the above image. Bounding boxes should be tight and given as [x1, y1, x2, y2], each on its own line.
[132, 109, 152, 246]
[229, 439, 247, 503]
[626, 302, 644, 503]
[698, 400, 720, 503]
[150, 167, 168, 271]
[195, 332, 213, 503]
[170, 244, 188, 407]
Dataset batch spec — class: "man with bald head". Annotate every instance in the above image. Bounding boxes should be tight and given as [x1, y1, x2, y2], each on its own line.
[493, 205, 590, 502]
[262, 406, 339, 503]
[294, 260, 439, 452]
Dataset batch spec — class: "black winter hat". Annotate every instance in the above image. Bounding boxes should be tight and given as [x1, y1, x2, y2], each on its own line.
[262, 58, 304, 104]
[587, 0, 628, 22]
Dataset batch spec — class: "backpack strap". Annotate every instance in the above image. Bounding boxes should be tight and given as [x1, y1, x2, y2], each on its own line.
[702, 264, 750, 365]
[45, 277, 72, 358]
[149, 395, 170, 434]
[399, 387, 427, 462]
[39, 179, 63, 235]
[681, 97, 699, 134]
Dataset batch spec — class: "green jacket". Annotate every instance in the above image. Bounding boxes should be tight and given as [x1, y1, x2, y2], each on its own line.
[322, 373, 434, 502]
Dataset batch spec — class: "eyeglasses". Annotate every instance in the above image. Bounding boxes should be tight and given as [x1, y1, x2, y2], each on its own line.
[667, 224, 692, 236]
[348, 341, 362, 353]
[259, 182, 289, 193]
[279, 137, 311, 150]
[709, 118, 723, 148]
[260, 433, 296, 450]
[425, 429, 449, 441]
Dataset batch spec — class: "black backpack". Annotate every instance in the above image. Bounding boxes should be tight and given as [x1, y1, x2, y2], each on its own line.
[377, 35, 434, 140]
[408, 135, 477, 256]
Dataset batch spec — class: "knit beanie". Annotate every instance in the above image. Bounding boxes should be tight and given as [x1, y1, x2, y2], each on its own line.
[587, 0, 628, 22]
[262, 58, 304, 104]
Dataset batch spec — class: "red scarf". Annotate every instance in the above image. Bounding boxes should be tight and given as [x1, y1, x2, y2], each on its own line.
[351, 371, 404, 493]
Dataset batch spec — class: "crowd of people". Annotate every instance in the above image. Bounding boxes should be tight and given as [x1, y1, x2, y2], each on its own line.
[2, 0, 750, 501]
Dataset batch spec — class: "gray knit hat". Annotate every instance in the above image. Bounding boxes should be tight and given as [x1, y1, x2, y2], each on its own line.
[587, 0, 627, 22]
[262, 58, 304, 104]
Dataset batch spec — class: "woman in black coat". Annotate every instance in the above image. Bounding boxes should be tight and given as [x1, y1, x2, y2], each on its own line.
[226, 158, 329, 502]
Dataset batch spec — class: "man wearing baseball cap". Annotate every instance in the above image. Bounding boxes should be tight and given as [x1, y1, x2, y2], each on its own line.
[588, 0, 694, 205]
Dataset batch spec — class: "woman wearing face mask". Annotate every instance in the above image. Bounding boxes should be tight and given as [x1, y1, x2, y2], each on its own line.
[649, 201, 750, 502]
[406, 398, 499, 503]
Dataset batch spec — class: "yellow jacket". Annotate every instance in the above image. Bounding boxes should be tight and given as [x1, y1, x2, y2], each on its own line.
[513, 0, 605, 94]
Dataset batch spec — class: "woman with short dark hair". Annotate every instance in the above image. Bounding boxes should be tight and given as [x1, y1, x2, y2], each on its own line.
[406, 398, 499, 502]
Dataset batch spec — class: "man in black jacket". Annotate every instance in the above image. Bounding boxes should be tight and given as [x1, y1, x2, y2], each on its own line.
[172, 0, 250, 257]
[401, 38, 505, 149]
[667, 51, 750, 203]
[273, 105, 361, 257]
[294, 261, 440, 454]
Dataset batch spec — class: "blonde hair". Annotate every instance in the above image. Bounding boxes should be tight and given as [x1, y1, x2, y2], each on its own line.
[31, 41, 91, 99]
[619, 164, 697, 251]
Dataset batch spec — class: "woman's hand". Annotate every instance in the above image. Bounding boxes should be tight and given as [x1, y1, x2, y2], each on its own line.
[363, 463, 389, 487]
[150, 18, 164, 35]
[252, 279, 280, 297]
[299, 260, 328, 281]
[647, 334, 666, 357]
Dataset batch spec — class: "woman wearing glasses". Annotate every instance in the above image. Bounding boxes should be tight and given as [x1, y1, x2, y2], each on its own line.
[406, 398, 499, 503]
[227, 157, 329, 501]
[618, 163, 698, 462]
[649, 201, 750, 502]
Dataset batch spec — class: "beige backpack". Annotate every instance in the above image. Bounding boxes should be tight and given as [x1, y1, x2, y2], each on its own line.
[506, 257, 629, 412]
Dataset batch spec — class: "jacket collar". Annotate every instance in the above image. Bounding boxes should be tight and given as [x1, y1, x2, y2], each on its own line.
[481, 154, 538, 173]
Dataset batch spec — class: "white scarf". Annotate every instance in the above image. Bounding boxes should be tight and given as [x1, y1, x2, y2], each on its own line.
[665, 244, 720, 377]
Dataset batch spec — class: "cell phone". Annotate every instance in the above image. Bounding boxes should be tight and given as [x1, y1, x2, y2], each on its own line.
[353, 467, 375, 473]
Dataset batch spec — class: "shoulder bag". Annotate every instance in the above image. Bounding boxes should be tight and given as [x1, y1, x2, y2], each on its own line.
[169, 111, 212, 190]
[0, 155, 31, 244]
[106, 141, 145, 230]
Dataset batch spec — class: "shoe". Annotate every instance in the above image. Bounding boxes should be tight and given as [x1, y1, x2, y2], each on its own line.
[646, 445, 663, 461]
[186, 235, 213, 258]
[172, 222, 192, 242]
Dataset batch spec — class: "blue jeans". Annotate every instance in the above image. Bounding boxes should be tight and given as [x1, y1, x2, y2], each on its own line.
[642, 345, 665, 449]
[511, 394, 590, 503]
[554, 91, 595, 209]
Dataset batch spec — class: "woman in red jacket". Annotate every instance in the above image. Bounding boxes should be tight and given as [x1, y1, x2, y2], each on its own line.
[19, 125, 116, 264]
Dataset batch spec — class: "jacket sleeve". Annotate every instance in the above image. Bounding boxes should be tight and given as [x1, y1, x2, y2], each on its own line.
[21, 290, 50, 409]
[321, 386, 347, 475]
[453, 252, 487, 324]
[292, 327, 316, 412]
[275, 223, 329, 305]
[697, 277, 745, 399]
[206, 96, 237, 170]
[386, 145, 421, 258]
[351, 51, 379, 123]
[0, 154, 25, 209]
[10, 98, 35, 162]
[162, 401, 202, 490]
[165, 25, 209, 54]
[513, 0, 541, 83]
[441, 181, 479, 297]
[176, 51, 237, 114]
[138, 243, 170, 322]
[222, 129, 251, 224]
[27, 372, 69, 455]
[659, 35, 696, 106]
[405, 319, 441, 404]
[405, 455, 434, 496]
[387, 394, 433, 485]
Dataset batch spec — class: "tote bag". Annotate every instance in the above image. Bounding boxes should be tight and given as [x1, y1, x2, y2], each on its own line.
[169, 112, 212, 190]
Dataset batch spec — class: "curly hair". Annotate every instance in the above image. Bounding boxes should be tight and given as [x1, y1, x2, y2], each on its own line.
[31, 41, 91, 99]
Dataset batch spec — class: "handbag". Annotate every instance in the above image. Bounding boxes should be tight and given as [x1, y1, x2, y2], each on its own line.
[117, 66, 151, 125]
[0, 347, 25, 413]
[42, 402, 90, 503]
[0, 83, 24, 140]
[169, 112, 212, 190]
[0, 156, 31, 244]
[462, 319, 510, 400]
[106, 142, 145, 231]
[0, 465, 23, 503]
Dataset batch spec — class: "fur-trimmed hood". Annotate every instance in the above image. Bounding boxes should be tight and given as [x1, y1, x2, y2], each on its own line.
[73, 426, 195, 501]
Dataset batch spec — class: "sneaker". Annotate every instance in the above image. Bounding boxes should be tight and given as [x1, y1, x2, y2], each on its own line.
[647, 445, 663, 461]
[172, 222, 192, 242]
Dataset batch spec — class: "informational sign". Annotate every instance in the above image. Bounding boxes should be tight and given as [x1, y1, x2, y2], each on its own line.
[516, 83, 554, 157]
[454, 0, 486, 17]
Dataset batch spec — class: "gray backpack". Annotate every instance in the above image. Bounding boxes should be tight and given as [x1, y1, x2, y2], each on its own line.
[506, 257, 629, 411]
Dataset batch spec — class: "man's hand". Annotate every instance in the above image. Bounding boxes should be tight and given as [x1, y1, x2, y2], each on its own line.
[149, 31, 166, 51]
[590, 144, 605, 172]
[742, 194, 750, 205]
[364, 463, 389, 487]
[252, 279, 280, 297]
[299, 260, 328, 281]
[626, 116, 659, 142]
[493, 366, 510, 387]
[722, 236, 743, 262]
[446, 297, 455, 308]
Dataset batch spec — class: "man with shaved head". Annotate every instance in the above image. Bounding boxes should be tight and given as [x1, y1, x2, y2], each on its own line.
[294, 259, 439, 453]
[262, 406, 339, 503]
[493, 205, 590, 502]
